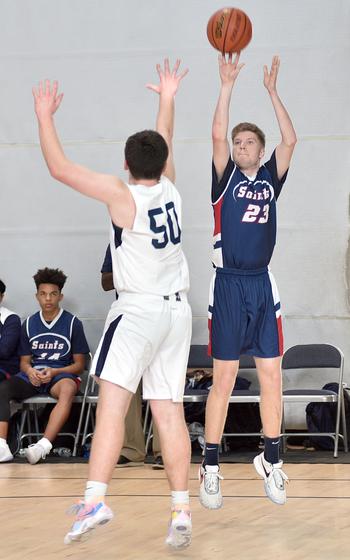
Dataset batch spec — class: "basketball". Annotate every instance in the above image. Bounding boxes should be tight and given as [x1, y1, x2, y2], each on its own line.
[207, 7, 252, 54]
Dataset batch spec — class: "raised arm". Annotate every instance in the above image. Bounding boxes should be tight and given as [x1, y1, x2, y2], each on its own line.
[263, 56, 297, 179]
[33, 81, 133, 226]
[212, 53, 244, 180]
[146, 59, 188, 183]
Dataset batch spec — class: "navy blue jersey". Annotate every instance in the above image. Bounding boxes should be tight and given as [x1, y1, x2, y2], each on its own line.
[101, 245, 112, 273]
[18, 309, 89, 371]
[101, 244, 118, 299]
[211, 151, 288, 270]
[0, 307, 21, 376]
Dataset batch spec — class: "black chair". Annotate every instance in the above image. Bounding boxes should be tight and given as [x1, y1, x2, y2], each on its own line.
[185, 346, 262, 449]
[281, 344, 348, 458]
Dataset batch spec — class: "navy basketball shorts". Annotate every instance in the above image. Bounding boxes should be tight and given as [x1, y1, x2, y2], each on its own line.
[208, 267, 283, 360]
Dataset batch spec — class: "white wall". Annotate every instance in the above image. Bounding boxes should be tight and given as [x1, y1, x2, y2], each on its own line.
[1, 1, 350, 426]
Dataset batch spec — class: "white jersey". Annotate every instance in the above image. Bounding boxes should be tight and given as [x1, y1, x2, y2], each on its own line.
[110, 176, 190, 296]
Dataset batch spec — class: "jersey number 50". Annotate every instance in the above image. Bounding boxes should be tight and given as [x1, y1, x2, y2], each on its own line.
[148, 202, 181, 249]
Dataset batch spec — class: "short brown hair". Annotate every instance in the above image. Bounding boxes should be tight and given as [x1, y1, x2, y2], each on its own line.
[231, 122, 265, 148]
[125, 130, 168, 180]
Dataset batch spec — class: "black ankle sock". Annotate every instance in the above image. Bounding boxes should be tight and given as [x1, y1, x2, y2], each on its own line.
[264, 436, 280, 464]
[203, 442, 219, 466]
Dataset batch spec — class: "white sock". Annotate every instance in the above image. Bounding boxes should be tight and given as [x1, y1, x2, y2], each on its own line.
[85, 481, 108, 504]
[37, 437, 52, 453]
[171, 490, 190, 509]
[0, 438, 8, 448]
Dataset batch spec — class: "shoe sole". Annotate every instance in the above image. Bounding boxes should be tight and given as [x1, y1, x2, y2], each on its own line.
[64, 513, 114, 544]
[253, 456, 286, 506]
[0, 455, 13, 463]
[24, 451, 42, 465]
[199, 490, 223, 510]
[166, 524, 192, 549]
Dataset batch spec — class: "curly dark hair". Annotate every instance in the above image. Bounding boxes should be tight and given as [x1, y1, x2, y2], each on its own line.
[0, 280, 5, 295]
[33, 268, 67, 291]
[125, 130, 168, 180]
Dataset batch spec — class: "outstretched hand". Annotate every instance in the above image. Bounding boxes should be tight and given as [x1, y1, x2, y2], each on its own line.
[146, 58, 188, 97]
[32, 80, 64, 119]
[263, 56, 280, 94]
[218, 52, 244, 85]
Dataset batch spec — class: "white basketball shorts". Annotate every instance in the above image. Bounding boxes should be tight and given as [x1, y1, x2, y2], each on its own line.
[90, 291, 192, 402]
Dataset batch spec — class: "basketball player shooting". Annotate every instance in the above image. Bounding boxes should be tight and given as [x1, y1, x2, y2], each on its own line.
[33, 59, 193, 549]
[200, 54, 297, 509]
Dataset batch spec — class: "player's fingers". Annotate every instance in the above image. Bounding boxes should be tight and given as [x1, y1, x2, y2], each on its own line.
[156, 63, 163, 78]
[45, 79, 51, 96]
[146, 83, 160, 93]
[178, 68, 189, 81]
[38, 81, 43, 96]
[52, 80, 58, 97]
[56, 92, 64, 108]
[32, 86, 38, 100]
[173, 59, 181, 75]
[164, 58, 170, 75]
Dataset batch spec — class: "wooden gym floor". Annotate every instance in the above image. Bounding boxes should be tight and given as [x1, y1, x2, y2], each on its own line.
[0, 462, 349, 560]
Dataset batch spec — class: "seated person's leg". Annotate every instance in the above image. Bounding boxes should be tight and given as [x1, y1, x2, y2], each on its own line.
[24, 376, 78, 465]
[152, 424, 163, 468]
[119, 382, 145, 465]
[0, 376, 38, 462]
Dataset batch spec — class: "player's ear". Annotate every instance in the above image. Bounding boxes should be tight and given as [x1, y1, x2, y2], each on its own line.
[59, 292, 63, 302]
[259, 147, 265, 160]
[124, 160, 129, 171]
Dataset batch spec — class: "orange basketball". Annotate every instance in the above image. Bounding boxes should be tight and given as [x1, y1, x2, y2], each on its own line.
[207, 7, 252, 54]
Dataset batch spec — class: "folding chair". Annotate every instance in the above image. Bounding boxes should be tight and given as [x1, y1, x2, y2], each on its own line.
[79, 374, 99, 451]
[281, 344, 348, 458]
[16, 353, 92, 457]
[144, 345, 211, 454]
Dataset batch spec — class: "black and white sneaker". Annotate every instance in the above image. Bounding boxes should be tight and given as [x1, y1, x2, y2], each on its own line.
[152, 455, 164, 470]
[253, 452, 288, 505]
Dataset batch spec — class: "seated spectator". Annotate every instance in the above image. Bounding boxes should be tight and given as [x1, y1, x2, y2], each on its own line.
[0, 267, 89, 464]
[0, 280, 21, 380]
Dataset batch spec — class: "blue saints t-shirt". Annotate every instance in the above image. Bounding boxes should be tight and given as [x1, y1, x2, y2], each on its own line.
[17, 309, 89, 382]
[101, 245, 112, 274]
[0, 307, 21, 376]
[211, 150, 288, 270]
[101, 244, 118, 299]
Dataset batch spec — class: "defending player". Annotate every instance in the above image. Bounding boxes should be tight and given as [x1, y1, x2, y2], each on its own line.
[200, 55, 297, 508]
[33, 59, 192, 549]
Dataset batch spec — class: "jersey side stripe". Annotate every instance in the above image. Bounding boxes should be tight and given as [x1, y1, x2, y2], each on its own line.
[212, 164, 236, 206]
[95, 315, 123, 377]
